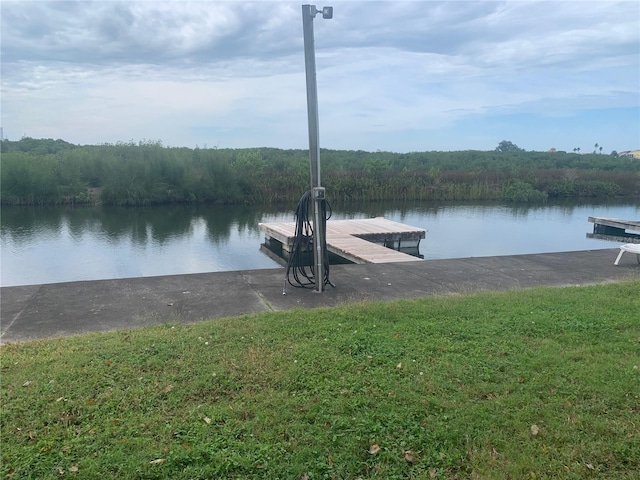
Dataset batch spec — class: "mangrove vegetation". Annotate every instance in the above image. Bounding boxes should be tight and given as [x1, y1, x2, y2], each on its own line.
[1, 137, 639, 206]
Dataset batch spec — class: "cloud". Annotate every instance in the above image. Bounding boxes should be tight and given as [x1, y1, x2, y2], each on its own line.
[1, 1, 638, 151]
[1, 1, 304, 65]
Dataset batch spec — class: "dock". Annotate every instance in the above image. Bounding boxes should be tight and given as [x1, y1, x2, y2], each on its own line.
[587, 217, 640, 243]
[259, 217, 426, 264]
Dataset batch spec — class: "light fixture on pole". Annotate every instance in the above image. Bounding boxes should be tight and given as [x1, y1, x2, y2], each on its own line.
[301, 4, 332, 292]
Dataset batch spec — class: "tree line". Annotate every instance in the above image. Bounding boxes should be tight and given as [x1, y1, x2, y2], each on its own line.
[1, 138, 639, 206]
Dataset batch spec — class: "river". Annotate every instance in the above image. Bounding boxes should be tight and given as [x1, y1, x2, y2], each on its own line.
[1, 200, 638, 287]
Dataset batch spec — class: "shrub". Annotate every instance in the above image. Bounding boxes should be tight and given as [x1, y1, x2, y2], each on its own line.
[503, 181, 548, 202]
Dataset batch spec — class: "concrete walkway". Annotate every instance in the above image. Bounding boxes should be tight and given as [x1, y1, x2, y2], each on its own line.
[1, 248, 638, 344]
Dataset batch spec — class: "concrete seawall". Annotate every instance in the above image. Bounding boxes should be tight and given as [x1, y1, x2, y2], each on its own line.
[2, 248, 638, 344]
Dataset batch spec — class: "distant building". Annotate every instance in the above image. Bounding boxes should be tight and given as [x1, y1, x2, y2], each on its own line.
[619, 150, 640, 159]
[546, 147, 557, 153]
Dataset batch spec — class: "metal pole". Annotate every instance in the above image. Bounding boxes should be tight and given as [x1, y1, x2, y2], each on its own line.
[302, 4, 325, 292]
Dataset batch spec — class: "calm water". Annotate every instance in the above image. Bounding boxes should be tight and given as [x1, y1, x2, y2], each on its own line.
[1, 200, 638, 287]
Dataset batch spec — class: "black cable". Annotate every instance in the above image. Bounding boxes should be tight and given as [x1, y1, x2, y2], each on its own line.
[283, 190, 334, 293]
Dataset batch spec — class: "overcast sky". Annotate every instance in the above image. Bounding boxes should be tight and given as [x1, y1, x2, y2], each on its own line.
[1, 0, 638, 153]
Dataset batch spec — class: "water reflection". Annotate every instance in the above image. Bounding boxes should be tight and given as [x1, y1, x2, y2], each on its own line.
[1, 200, 638, 287]
[1, 206, 66, 243]
[0, 205, 287, 247]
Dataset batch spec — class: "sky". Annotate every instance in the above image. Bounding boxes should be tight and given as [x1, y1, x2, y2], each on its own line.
[1, 0, 639, 153]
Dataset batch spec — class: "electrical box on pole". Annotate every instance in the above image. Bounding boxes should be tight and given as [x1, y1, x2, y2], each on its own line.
[312, 187, 325, 200]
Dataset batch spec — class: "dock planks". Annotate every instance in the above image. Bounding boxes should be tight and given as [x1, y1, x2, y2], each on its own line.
[259, 217, 426, 264]
[587, 217, 640, 243]
[588, 217, 640, 232]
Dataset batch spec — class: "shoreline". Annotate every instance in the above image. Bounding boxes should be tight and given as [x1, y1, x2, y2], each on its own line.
[2, 248, 638, 344]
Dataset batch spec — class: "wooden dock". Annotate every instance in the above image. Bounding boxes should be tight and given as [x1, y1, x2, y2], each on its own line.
[587, 217, 640, 243]
[259, 217, 426, 264]
[588, 217, 640, 233]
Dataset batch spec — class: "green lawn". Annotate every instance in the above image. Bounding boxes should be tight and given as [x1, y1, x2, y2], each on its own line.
[2, 281, 639, 479]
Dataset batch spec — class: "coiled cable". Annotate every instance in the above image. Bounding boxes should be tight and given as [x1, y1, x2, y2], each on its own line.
[283, 190, 334, 293]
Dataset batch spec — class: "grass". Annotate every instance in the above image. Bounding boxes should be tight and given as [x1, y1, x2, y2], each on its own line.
[1, 281, 639, 479]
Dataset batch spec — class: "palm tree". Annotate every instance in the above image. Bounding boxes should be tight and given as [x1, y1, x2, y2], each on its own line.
[594, 143, 599, 154]
[577, 147, 581, 154]
[599, 146, 603, 154]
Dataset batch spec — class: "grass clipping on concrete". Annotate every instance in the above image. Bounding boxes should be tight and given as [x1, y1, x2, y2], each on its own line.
[2, 282, 639, 479]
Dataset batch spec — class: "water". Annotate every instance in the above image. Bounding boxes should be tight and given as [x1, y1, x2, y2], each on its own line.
[1, 200, 638, 287]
